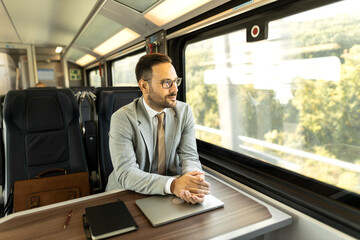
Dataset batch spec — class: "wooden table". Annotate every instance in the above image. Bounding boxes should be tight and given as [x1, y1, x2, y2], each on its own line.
[0, 174, 291, 240]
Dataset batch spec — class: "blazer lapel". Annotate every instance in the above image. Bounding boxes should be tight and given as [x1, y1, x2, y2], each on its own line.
[136, 97, 154, 166]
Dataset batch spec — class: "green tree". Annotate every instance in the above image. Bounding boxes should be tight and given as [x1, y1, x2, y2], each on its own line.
[264, 14, 360, 193]
[185, 40, 220, 144]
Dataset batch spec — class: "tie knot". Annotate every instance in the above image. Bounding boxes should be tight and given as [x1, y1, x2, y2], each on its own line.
[156, 112, 165, 122]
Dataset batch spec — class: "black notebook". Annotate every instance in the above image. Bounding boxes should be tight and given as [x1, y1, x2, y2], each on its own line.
[84, 201, 138, 240]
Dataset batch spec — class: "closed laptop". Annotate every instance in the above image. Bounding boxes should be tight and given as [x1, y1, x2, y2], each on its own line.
[135, 194, 224, 227]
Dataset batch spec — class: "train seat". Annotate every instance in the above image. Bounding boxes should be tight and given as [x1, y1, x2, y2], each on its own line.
[73, 90, 99, 191]
[94, 87, 139, 110]
[70, 86, 95, 94]
[72, 87, 96, 125]
[2, 88, 88, 205]
[75, 90, 97, 123]
[97, 89, 141, 189]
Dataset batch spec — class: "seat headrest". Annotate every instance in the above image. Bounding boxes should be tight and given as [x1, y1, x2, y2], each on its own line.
[26, 96, 63, 131]
[4, 89, 78, 131]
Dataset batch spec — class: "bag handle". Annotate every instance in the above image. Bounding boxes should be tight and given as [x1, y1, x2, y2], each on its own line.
[35, 169, 67, 179]
[0, 189, 13, 217]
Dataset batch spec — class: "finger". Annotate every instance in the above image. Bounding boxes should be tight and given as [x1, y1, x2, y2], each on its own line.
[181, 191, 205, 204]
[191, 195, 205, 204]
[187, 187, 210, 195]
[180, 190, 191, 203]
[185, 191, 197, 204]
[181, 195, 191, 203]
[192, 193, 205, 198]
[188, 184, 211, 192]
[180, 190, 187, 200]
[189, 192, 205, 204]
[198, 174, 205, 182]
[199, 179, 211, 188]
[189, 175, 206, 185]
[189, 175, 211, 188]
[187, 170, 204, 176]
[181, 190, 195, 204]
[189, 196, 198, 204]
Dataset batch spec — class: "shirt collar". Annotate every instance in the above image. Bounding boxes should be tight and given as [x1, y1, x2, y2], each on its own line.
[142, 97, 167, 119]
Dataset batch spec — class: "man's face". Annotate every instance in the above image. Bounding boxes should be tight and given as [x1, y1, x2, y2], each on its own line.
[143, 62, 178, 112]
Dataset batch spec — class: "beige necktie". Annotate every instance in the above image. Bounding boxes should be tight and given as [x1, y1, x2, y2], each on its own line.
[156, 112, 166, 175]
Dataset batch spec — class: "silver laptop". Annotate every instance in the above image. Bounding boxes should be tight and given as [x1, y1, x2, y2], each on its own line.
[135, 194, 224, 227]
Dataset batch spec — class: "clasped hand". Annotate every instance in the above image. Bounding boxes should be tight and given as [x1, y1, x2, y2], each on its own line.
[171, 171, 211, 204]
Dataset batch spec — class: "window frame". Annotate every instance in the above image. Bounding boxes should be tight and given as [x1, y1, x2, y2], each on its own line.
[167, 0, 360, 237]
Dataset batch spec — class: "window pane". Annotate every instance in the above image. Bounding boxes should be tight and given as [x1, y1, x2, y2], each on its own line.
[111, 52, 145, 86]
[185, 0, 360, 194]
[89, 69, 102, 87]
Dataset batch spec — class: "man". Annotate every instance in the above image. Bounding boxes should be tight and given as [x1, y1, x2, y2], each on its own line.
[106, 53, 210, 204]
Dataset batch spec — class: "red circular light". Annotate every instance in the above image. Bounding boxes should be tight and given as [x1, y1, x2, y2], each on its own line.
[251, 25, 260, 38]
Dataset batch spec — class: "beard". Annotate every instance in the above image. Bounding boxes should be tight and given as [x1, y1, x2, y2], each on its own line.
[147, 86, 177, 110]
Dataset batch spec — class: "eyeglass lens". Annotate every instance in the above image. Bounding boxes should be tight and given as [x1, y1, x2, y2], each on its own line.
[163, 78, 181, 89]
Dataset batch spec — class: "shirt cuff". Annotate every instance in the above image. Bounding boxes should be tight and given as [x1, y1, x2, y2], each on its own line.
[165, 177, 175, 194]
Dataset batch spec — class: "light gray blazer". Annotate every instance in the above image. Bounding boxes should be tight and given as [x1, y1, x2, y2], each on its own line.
[106, 96, 202, 195]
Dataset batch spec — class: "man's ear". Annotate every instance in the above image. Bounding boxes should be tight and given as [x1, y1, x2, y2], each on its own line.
[138, 79, 149, 94]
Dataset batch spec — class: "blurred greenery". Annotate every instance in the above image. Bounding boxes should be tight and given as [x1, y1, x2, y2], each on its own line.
[185, 10, 360, 194]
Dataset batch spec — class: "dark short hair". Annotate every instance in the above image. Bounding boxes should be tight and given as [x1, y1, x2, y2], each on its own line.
[135, 53, 172, 82]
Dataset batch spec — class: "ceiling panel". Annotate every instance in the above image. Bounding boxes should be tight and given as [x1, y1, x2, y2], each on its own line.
[0, 1, 21, 43]
[3, 0, 97, 46]
[66, 48, 86, 62]
[76, 14, 123, 50]
[114, 0, 159, 13]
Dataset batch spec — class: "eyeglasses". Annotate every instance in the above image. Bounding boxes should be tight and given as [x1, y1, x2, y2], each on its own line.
[145, 77, 182, 89]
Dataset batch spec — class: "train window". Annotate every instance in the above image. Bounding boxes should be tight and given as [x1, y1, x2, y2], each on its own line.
[111, 52, 145, 86]
[185, 0, 360, 195]
[89, 69, 102, 87]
